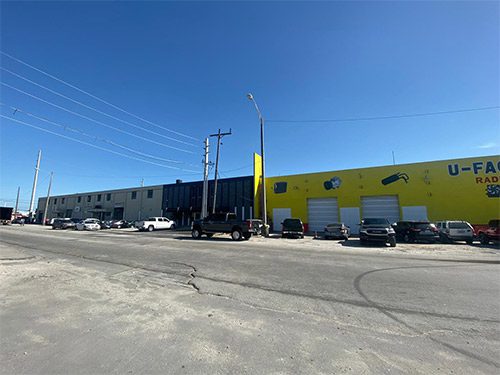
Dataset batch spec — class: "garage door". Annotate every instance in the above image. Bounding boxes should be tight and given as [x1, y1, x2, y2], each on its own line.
[307, 198, 339, 232]
[272, 208, 292, 232]
[361, 195, 400, 224]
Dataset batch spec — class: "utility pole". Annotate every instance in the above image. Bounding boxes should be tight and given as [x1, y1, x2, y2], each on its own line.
[392, 151, 396, 165]
[28, 149, 41, 220]
[14, 186, 20, 217]
[201, 138, 210, 218]
[210, 129, 232, 214]
[42, 172, 53, 226]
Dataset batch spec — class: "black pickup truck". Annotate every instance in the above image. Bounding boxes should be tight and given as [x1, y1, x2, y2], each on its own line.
[191, 213, 262, 241]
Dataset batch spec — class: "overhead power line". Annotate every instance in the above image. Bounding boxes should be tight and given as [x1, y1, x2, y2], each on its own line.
[1, 51, 200, 141]
[267, 106, 500, 124]
[0, 103, 199, 167]
[0, 114, 200, 172]
[1, 82, 193, 154]
[1, 67, 197, 147]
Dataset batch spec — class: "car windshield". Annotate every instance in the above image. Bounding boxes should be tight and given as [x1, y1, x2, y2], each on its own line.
[283, 219, 302, 229]
[449, 222, 470, 229]
[363, 218, 389, 225]
[326, 223, 342, 228]
[414, 222, 431, 229]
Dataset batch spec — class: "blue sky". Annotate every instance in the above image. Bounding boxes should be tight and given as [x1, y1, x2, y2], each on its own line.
[1, 1, 499, 210]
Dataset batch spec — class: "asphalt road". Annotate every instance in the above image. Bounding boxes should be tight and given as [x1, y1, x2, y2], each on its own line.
[1, 225, 499, 374]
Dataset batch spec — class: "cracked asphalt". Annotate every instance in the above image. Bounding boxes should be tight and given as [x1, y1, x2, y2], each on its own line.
[1, 225, 499, 374]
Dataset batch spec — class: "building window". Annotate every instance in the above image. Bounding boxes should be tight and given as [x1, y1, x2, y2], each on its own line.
[54, 198, 57, 205]
[78, 196, 82, 203]
[106, 193, 111, 201]
[147, 189, 153, 199]
[87, 195, 91, 202]
[131, 191, 137, 200]
[62, 198, 65, 204]
[97, 194, 102, 202]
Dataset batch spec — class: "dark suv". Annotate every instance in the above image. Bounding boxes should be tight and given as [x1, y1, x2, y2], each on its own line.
[359, 218, 396, 247]
[281, 218, 304, 239]
[392, 221, 439, 243]
[52, 218, 76, 230]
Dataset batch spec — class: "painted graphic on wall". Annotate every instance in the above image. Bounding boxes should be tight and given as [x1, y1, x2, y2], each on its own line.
[381, 172, 409, 185]
[486, 184, 500, 198]
[273, 182, 288, 194]
[323, 176, 342, 190]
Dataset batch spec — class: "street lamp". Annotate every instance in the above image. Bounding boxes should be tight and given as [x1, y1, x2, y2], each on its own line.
[247, 93, 269, 236]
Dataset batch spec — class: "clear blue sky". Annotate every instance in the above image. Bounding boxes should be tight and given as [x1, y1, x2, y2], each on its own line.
[1, 1, 499, 210]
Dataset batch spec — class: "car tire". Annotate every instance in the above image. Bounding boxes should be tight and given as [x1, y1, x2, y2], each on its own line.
[192, 228, 202, 239]
[148, 225, 154, 232]
[479, 233, 489, 245]
[117, 225, 121, 229]
[389, 237, 396, 247]
[466, 239, 473, 245]
[170, 224, 176, 231]
[206, 233, 214, 238]
[231, 229, 242, 241]
[243, 233, 251, 240]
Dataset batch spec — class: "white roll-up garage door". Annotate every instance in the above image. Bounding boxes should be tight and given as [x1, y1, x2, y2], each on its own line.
[361, 195, 400, 224]
[307, 198, 339, 232]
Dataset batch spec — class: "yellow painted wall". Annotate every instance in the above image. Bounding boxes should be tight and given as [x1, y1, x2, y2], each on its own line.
[253, 153, 262, 218]
[266, 155, 500, 225]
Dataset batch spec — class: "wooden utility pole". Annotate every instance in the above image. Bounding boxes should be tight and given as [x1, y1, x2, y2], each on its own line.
[210, 129, 232, 214]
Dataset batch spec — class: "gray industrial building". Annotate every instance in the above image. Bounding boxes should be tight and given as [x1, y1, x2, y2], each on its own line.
[36, 176, 255, 226]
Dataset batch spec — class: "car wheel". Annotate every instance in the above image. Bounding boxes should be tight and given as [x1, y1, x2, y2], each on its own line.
[231, 229, 242, 241]
[206, 233, 214, 238]
[117, 225, 121, 229]
[192, 228, 202, 239]
[148, 225, 154, 232]
[480, 233, 489, 245]
[466, 239, 473, 245]
[389, 237, 396, 247]
[243, 233, 251, 240]
[170, 224, 176, 230]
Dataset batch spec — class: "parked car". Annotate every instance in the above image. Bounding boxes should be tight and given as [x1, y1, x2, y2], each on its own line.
[110, 219, 130, 229]
[52, 218, 76, 230]
[473, 220, 500, 245]
[324, 223, 350, 240]
[392, 221, 439, 243]
[435, 221, 474, 244]
[281, 218, 304, 239]
[359, 218, 396, 247]
[135, 217, 176, 232]
[75, 218, 101, 231]
[191, 213, 262, 241]
[99, 220, 112, 229]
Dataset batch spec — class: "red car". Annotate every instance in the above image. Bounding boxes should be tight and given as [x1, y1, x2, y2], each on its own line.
[474, 220, 500, 245]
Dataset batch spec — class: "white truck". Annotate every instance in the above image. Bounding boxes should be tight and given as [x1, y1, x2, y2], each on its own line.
[135, 217, 176, 232]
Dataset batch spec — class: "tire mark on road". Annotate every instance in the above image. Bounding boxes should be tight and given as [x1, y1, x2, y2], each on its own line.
[354, 265, 500, 369]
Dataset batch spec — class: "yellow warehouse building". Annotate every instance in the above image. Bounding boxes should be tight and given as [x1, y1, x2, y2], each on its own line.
[254, 154, 500, 233]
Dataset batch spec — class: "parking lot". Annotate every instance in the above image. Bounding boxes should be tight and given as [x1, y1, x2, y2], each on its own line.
[1, 224, 499, 374]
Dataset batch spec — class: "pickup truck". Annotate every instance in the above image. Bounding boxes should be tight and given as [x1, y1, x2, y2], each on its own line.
[135, 217, 176, 232]
[191, 213, 262, 241]
[473, 220, 500, 245]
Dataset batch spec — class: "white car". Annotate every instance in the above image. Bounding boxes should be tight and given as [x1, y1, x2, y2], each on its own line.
[135, 217, 176, 232]
[435, 220, 474, 244]
[76, 218, 101, 231]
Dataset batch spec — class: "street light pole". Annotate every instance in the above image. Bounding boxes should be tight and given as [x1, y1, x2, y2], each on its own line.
[247, 93, 268, 236]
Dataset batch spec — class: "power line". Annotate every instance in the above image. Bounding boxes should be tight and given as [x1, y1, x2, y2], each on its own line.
[0, 114, 200, 172]
[0, 103, 198, 167]
[1, 82, 194, 154]
[1, 67, 197, 147]
[1, 51, 200, 141]
[267, 106, 500, 124]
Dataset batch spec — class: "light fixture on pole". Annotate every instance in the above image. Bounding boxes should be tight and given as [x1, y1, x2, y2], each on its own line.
[247, 93, 269, 236]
